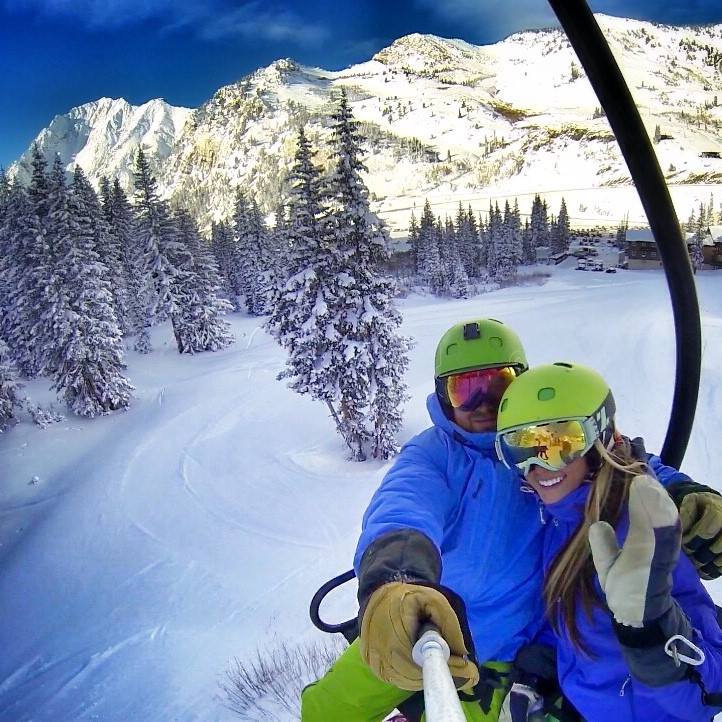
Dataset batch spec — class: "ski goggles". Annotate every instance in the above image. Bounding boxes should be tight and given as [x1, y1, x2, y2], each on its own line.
[495, 417, 599, 474]
[439, 366, 518, 411]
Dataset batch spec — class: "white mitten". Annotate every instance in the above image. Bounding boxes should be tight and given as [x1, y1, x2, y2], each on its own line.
[589, 474, 681, 626]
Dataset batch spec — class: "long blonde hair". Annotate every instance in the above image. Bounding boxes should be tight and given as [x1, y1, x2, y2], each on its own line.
[543, 434, 648, 652]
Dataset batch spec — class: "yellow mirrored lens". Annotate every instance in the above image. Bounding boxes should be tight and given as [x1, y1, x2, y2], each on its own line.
[504, 420, 587, 468]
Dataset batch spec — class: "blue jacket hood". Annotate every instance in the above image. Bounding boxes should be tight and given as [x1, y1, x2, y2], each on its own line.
[425, 392, 497, 454]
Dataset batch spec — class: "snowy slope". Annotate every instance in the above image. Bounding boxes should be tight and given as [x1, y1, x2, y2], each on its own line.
[7, 15, 722, 234]
[1, 266, 721, 720]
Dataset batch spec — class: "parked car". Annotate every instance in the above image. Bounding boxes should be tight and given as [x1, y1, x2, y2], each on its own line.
[605, 267, 617, 274]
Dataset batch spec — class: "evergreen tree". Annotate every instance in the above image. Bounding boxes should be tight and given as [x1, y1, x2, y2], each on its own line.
[109, 179, 146, 337]
[493, 202, 517, 282]
[691, 202, 706, 272]
[520, 215, 533, 264]
[313, 90, 410, 459]
[37, 156, 75, 376]
[443, 216, 470, 298]
[0, 339, 21, 431]
[50, 166, 133, 416]
[707, 193, 716, 226]
[211, 220, 242, 309]
[267, 125, 339, 408]
[416, 199, 443, 291]
[0, 182, 46, 376]
[133, 147, 180, 351]
[486, 202, 500, 277]
[233, 192, 273, 316]
[552, 198, 571, 254]
[476, 213, 488, 274]
[455, 202, 475, 276]
[97, 177, 132, 334]
[408, 210, 420, 274]
[171, 211, 234, 353]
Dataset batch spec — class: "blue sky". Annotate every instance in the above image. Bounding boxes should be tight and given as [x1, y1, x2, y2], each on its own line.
[2, 0, 722, 168]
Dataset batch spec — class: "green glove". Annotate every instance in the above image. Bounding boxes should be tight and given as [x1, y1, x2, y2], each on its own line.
[359, 581, 479, 692]
[669, 481, 722, 580]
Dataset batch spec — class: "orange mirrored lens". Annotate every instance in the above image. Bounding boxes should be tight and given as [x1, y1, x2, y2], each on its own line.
[446, 367, 517, 409]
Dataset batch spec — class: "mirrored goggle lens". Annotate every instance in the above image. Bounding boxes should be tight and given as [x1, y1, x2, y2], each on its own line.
[498, 420, 589, 471]
[445, 367, 517, 410]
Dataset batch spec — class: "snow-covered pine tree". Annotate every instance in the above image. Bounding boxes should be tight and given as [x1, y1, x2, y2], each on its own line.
[493, 202, 517, 282]
[233, 193, 273, 316]
[691, 202, 706, 272]
[50, 166, 132, 417]
[37, 156, 75, 377]
[132, 147, 180, 352]
[171, 210, 233, 353]
[510, 199, 523, 264]
[97, 177, 132, 334]
[454, 202, 475, 277]
[466, 205, 480, 277]
[443, 216, 470, 298]
[0, 169, 9, 219]
[267, 125, 337, 403]
[476, 212, 488, 275]
[486, 202, 500, 278]
[555, 198, 571, 253]
[408, 210, 420, 275]
[416, 199, 443, 292]
[318, 90, 410, 459]
[0, 181, 46, 376]
[0, 338, 21, 431]
[211, 221, 242, 310]
[522, 219, 533, 264]
[108, 178, 146, 337]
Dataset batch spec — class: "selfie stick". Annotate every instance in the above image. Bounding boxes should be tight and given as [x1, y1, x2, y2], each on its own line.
[412, 624, 467, 722]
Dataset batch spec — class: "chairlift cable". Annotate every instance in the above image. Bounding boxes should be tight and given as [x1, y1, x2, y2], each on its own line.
[547, 0, 702, 467]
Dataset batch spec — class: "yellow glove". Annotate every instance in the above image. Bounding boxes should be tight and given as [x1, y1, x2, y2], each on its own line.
[359, 582, 479, 692]
[677, 489, 722, 579]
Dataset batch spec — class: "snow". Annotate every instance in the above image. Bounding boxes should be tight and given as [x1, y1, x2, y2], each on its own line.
[8, 15, 722, 237]
[1, 267, 722, 720]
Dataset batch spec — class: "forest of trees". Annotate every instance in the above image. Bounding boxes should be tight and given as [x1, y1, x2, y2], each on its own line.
[5, 87, 668, 457]
[0, 145, 233, 423]
[406, 193, 571, 297]
[0, 91, 411, 461]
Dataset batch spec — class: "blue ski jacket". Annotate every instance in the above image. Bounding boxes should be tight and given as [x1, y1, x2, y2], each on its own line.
[540, 482, 722, 722]
[354, 394, 693, 665]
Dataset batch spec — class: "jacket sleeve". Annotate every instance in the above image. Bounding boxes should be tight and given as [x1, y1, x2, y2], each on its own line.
[646, 453, 693, 489]
[353, 434, 457, 609]
[628, 553, 722, 719]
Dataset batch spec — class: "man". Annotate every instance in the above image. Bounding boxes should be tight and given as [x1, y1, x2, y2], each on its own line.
[301, 318, 722, 722]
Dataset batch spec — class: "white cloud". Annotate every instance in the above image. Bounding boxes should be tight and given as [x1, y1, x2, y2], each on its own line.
[415, 0, 559, 41]
[4, 0, 329, 45]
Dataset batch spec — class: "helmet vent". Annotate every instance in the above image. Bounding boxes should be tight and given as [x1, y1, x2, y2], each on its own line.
[554, 362, 573, 368]
[538, 387, 556, 401]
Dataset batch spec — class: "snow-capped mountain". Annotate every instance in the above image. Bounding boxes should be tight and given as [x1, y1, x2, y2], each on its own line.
[10, 97, 193, 192]
[9, 14, 722, 233]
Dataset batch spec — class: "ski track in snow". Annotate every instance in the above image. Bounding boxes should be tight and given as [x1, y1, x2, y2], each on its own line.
[1, 270, 721, 721]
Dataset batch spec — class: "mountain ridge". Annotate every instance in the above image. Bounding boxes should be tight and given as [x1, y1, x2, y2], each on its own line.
[9, 14, 722, 233]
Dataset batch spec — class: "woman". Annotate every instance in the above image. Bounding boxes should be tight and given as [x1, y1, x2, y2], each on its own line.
[495, 362, 722, 722]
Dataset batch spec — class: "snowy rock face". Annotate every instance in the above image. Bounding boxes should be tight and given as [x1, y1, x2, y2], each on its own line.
[10, 98, 193, 193]
[8, 15, 722, 232]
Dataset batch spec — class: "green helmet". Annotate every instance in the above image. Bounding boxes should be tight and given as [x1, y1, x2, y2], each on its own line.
[434, 319, 528, 378]
[497, 362, 615, 433]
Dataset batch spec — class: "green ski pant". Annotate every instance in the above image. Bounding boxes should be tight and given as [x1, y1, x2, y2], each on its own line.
[300, 639, 510, 722]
